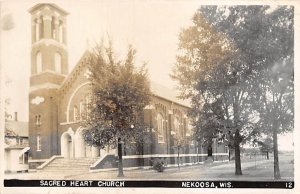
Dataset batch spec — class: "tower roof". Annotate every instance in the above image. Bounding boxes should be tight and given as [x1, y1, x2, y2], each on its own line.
[28, 3, 69, 15]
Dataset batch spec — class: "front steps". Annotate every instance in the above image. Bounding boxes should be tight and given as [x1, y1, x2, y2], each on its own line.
[39, 157, 98, 175]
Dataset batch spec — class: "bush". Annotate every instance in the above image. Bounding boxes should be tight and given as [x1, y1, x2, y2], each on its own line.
[152, 158, 166, 172]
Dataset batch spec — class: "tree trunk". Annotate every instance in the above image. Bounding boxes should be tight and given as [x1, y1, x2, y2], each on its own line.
[234, 130, 242, 175]
[266, 151, 269, 160]
[207, 145, 212, 157]
[234, 143, 242, 175]
[117, 138, 124, 177]
[273, 124, 281, 179]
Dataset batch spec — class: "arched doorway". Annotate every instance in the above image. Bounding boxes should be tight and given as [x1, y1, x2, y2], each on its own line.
[74, 127, 86, 158]
[61, 131, 74, 158]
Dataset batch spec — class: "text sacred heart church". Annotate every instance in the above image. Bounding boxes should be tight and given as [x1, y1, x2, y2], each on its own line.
[28, 3, 229, 171]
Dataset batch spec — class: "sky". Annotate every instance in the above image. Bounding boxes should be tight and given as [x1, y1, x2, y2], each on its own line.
[1, 0, 200, 121]
[1, 0, 294, 151]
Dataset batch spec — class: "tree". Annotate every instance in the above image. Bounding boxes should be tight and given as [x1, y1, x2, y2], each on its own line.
[200, 5, 293, 179]
[172, 10, 260, 175]
[83, 41, 151, 176]
[172, 133, 186, 168]
[191, 99, 225, 158]
[254, 55, 293, 179]
[255, 137, 273, 160]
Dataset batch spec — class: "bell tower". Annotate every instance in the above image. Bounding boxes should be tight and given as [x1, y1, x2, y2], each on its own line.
[29, 3, 68, 79]
[28, 4, 69, 162]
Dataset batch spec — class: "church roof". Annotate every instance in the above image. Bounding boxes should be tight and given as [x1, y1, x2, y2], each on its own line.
[60, 50, 190, 108]
[5, 120, 29, 137]
[59, 50, 91, 92]
[150, 81, 191, 108]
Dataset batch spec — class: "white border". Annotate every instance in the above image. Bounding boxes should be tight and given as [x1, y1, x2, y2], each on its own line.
[1, 0, 299, 194]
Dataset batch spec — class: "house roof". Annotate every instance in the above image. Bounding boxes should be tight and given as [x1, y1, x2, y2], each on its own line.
[5, 144, 29, 150]
[5, 120, 29, 137]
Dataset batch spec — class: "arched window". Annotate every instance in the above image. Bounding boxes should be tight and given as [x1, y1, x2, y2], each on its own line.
[79, 100, 85, 120]
[36, 52, 42, 74]
[54, 52, 62, 73]
[157, 113, 164, 143]
[35, 19, 39, 41]
[73, 106, 78, 121]
[51, 16, 56, 39]
[85, 95, 90, 106]
[174, 117, 180, 137]
[39, 16, 44, 39]
[59, 21, 63, 43]
[85, 95, 91, 119]
[187, 121, 192, 137]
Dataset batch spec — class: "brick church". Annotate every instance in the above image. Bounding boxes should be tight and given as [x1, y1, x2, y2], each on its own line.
[28, 3, 228, 170]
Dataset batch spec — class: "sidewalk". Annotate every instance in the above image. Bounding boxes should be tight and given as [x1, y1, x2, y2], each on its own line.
[4, 155, 293, 181]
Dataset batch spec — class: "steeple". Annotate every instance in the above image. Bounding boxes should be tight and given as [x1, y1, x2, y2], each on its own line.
[29, 4, 69, 84]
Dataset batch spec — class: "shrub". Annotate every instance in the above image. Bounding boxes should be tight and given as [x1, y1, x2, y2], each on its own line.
[152, 158, 166, 172]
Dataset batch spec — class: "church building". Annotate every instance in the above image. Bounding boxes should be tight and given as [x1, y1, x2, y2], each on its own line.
[28, 3, 228, 171]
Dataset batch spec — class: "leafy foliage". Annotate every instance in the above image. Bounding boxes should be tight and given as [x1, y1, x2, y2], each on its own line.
[255, 137, 273, 154]
[172, 5, 293, 177]
[83, 41, 151, 149]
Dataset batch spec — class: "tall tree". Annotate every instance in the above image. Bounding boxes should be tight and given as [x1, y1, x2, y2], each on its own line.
[254, 57, 293, 179]
[83, 42, 151, 176]
[200, 5, 294, 179]
[172, 9, 261, 175]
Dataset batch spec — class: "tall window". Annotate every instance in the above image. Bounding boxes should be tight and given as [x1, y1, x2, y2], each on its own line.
[36, 52, 42, 73]
[157, 113, 164, 143]
[59, 21, 63, 43]
[186, 121, 192, 137]
[79, 100, 85, 120]
[35, 19, 39, 41]
[73, 106, 78, 121]
[51, 16, 56, 39]
[37, 135, 41, 151]
[54, 52, 62, 73]
[174, 117, 180, 137]
[35, 115, 42, 126]
[16, 137, 23, 145]
[39, 16, 44, 39]
[85, 95, 91, 119]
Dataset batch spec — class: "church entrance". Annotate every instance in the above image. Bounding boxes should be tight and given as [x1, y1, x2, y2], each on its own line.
[61, 132, 73, 158]
[74, 127, 86, 158]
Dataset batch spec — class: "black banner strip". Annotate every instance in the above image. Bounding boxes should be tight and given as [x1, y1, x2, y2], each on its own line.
[4, 180, 294, 189]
